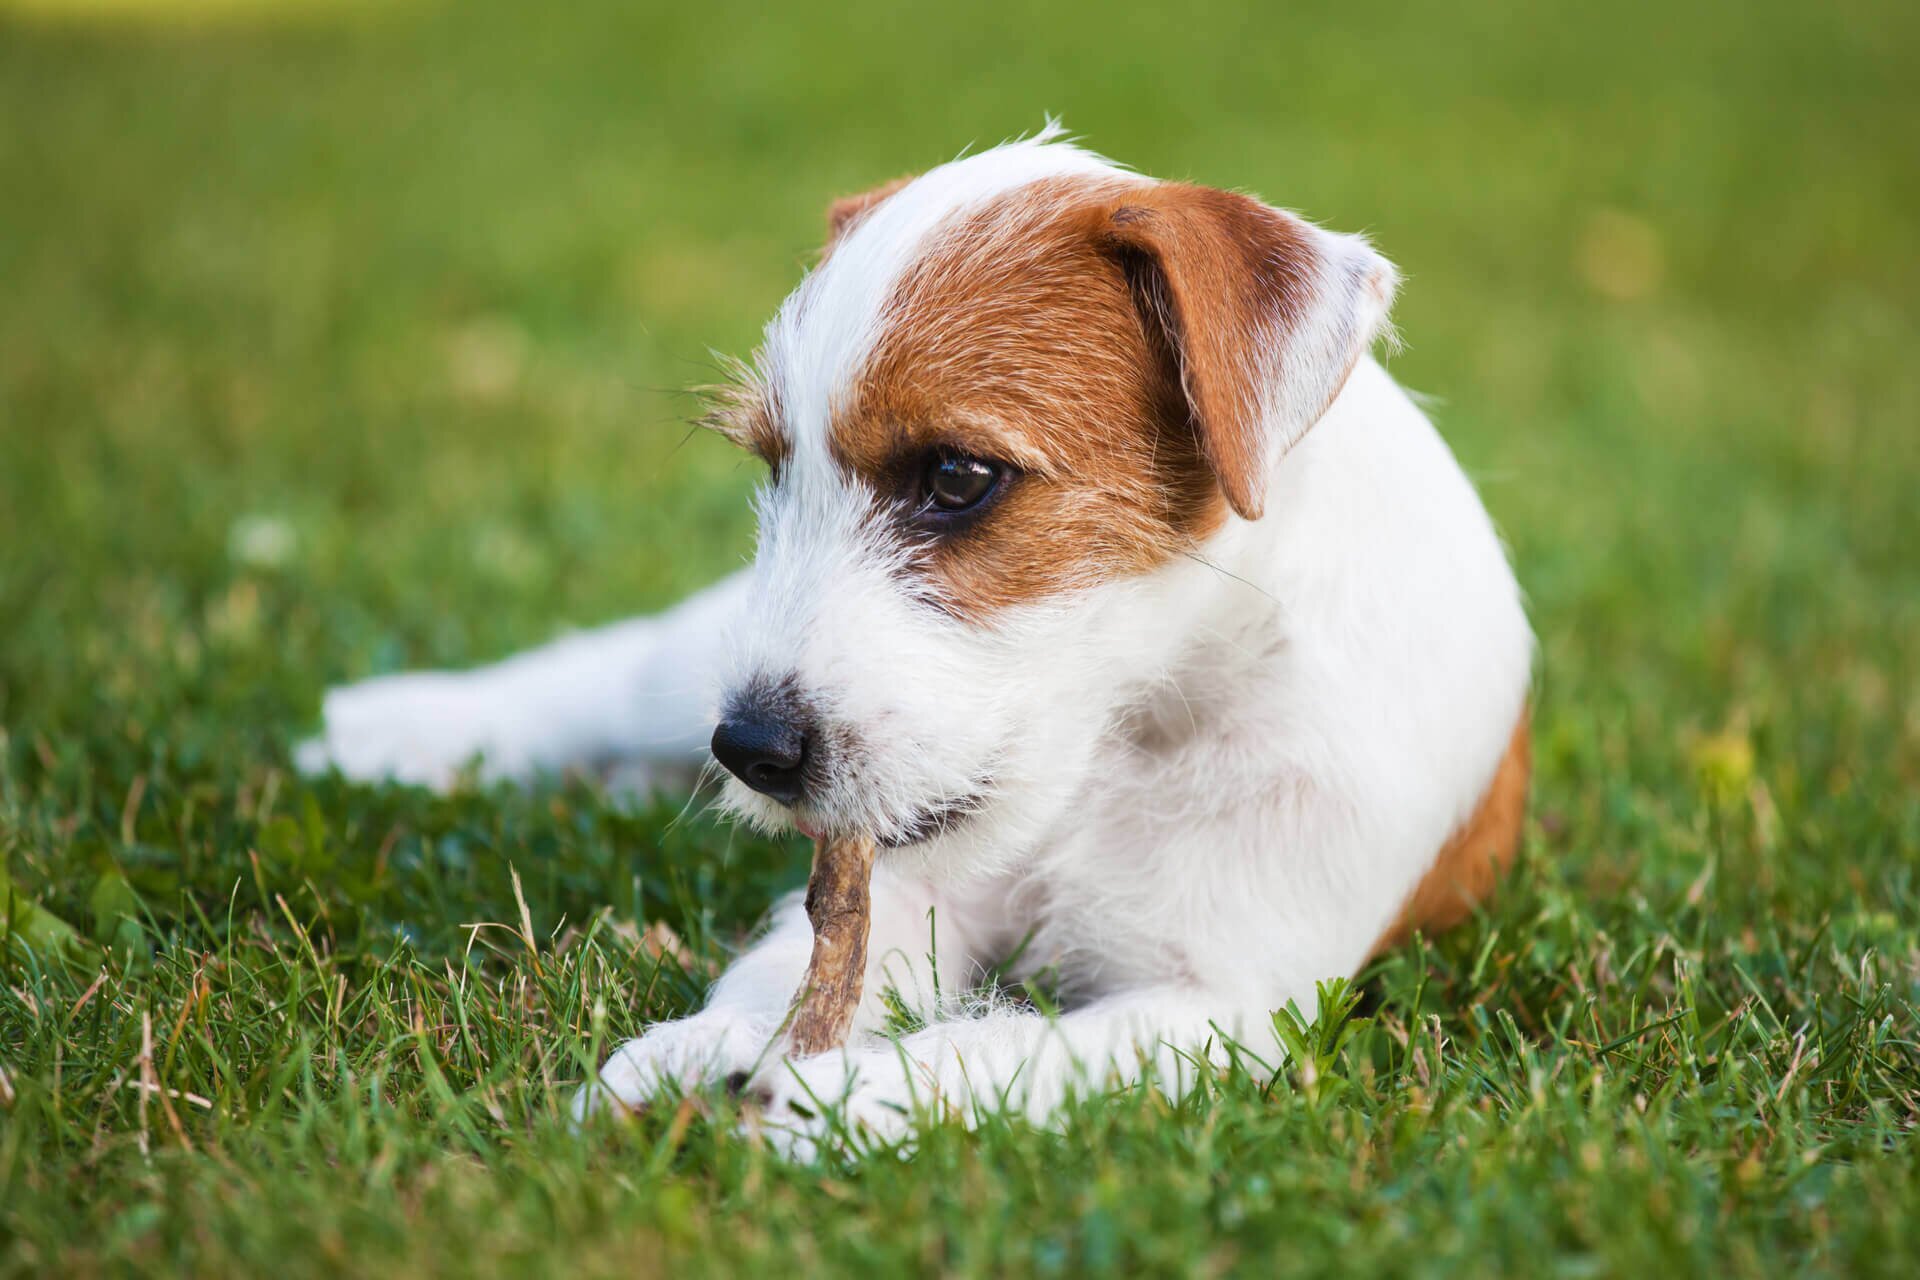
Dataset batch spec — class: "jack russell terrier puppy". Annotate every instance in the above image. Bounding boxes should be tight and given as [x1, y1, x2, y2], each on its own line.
[299, 127, 1533, 1155]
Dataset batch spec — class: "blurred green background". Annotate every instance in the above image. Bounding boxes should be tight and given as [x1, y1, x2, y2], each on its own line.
[2, 0, 1917, 1274]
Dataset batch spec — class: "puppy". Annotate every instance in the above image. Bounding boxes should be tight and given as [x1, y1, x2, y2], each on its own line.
[300, 127, 1533, 1154]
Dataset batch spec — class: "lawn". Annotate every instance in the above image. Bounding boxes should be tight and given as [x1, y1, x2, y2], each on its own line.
[2, 0, 1918, 1273]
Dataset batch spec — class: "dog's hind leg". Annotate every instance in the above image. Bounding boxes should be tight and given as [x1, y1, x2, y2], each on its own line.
[296, 571, 751, 791]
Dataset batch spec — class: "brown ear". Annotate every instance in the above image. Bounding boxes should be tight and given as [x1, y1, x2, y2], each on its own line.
[824, 175, 916, 254]
[1103, 184, 1397, 520]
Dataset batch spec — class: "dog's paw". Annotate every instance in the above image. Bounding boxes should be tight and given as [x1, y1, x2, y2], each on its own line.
[295, 671, 542, 789]
[748, 1045, 951, 1162]
[572, 1014, 774, 1124]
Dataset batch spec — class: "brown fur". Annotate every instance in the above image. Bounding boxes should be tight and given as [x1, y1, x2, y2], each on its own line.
[1369, 709, 1532, 957]
[1099, 185, 1327, 521]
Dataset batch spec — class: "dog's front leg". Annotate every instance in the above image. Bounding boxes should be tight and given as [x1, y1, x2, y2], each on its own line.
[574, 864, 983, 1121]
[754, 985, 1290, 1159]
[297, 571, 750, 789]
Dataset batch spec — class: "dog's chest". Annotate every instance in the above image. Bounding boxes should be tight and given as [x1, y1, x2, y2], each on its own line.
[998, 729, 1285, 1000]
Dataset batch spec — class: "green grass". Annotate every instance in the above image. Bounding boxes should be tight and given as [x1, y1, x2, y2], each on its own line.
[3, 0, 1918, 1273]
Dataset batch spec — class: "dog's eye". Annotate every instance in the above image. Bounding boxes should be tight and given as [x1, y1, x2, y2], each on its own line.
[923, 455, 1001, 512]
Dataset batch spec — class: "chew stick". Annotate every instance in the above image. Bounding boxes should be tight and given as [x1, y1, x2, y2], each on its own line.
[785, 831, 878, 1056]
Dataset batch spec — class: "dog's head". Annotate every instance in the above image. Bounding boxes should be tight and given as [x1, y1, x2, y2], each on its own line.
[703, 128, 1396, 875]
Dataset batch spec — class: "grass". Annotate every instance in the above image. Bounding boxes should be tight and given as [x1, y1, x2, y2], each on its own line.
[2, 0, 1918, 1273]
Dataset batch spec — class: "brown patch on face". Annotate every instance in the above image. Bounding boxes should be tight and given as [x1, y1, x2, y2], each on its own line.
[832, 176, 1233, 617]
[1368, 708, 1532, 957]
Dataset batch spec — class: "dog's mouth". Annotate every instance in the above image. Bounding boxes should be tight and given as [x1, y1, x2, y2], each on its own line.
[791, 790, 991, 848]
[878, 790, 992, 848]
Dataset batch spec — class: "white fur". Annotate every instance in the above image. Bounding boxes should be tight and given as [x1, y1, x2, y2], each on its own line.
[299, 132, 1532, 1158]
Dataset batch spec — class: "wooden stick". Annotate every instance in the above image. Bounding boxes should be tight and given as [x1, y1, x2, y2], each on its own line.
[785, 831, 878, 1056]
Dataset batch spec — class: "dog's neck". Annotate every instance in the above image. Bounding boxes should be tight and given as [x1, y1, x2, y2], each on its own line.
[1096, 357, 1397, 760]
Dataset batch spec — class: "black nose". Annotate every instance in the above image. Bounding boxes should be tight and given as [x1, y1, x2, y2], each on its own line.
[711, 704, 811, 803]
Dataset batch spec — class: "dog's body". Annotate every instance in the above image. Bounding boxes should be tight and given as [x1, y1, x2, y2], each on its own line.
[300, 130, 1533, 1153]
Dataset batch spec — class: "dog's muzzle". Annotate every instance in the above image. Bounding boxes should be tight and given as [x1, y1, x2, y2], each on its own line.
[711, 678, 815, 805]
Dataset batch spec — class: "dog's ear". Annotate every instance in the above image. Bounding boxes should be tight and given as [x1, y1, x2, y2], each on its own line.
[824, 175, 916, 255]
[1102, 184, 1398, 521]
